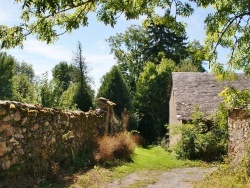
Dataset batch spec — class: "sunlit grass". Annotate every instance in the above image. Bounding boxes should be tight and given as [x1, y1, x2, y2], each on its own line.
[71, 146, 205, 188]
[114, 146, 202, 174]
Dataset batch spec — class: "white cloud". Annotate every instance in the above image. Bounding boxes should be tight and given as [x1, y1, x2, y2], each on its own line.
[23, 40, 72, 61]
[87, 54, 116, 92]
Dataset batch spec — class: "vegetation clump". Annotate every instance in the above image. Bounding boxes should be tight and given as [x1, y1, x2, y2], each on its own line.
[94, 132, 136, 165]
[171, 105, 228, 161]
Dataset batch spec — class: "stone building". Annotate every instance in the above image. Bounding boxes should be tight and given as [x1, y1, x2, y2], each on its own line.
[169, 72, 250, 147]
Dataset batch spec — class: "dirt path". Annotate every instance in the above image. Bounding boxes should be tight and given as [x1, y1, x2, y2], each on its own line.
[107, 167, 215, 188]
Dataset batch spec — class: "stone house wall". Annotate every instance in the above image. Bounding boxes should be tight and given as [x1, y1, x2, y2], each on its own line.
[228, 109, 250, 164]
[0, 100, 105, 177]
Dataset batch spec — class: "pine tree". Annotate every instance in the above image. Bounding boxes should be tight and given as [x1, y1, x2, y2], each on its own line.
[72, 41, 93, 111]
[97, 66, 131, 117]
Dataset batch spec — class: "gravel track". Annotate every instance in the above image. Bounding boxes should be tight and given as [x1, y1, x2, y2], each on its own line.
[107, 167, 215, 188]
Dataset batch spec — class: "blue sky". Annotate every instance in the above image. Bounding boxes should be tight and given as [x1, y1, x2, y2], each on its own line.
[0, 1, 220, 93]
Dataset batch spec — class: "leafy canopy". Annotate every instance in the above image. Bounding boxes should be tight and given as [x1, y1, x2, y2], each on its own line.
[191, 0, 250, 74]
[0, 0, 194, 49]
[1, 0, 250, 73]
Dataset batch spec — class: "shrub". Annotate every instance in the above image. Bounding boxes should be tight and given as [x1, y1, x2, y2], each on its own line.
[94, 132, 136, 164]
[171, 105, 228, 161]
[130, 130, 147, 148]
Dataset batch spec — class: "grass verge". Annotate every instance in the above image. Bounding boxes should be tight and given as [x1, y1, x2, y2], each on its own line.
[71, 146, 206, 188]
[194, 164, 250, 188]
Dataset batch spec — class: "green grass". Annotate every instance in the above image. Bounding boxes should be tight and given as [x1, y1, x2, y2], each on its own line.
[114, 146, 202, 174]
[71, 146, 205, 188]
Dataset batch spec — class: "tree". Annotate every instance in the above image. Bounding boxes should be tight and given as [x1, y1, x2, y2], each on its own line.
[72, 41, 93, 111]
[14, 61, 35, 82]
[59, 83, 78, 110]
[177, 58, 201, 72]
[0, 52, 15, 100]
[51, 61, 75, 107]
[143, 14, 188, 64]
[2, 0, 248, 74]
[52, 61, 74, 92]
[107, 25, 148, 94]
[12, 62, 39, 103]
[12, 73, 39, 103]
[191, 0, 250, 73]
[97, 66, 131, 117]
[40, 72, 55, 107]
[0, 0, 161, 49]
[185, 40, 206, 72]
[135, 58, 175, 143]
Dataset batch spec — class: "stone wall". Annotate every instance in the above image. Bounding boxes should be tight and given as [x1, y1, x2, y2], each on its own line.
[0, 100, 105, 177]
[228, 109, 250, 164]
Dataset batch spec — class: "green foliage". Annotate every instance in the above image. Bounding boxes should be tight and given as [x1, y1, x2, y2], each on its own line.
[14, 61, 35, 82]
[70, 148, 87, 170]
[185, 40, 206, 72]
[73, 82, 93, 111]
[219, 87, 250, 110]
[0, 0, 160, 49]
[107, 25, 148, 94]
[135, 58, 175, 143]
[52, 61, 74, 92]
[0, 52, 15, 99]
[1, 0, 249, 77]
[193, 0, 250, 74]
[97, 66, 131, 117]
[12, 73, 39, 104]
[58, 83, 78, 110]
[143, 14, 188, 64]
[127, 112, 141, 131]
[177, 58, 201, 72]
[39, 72, 59, 107]
[72, 41, 93, 111]
[172, 105, 228, 161]
[12, 61, 40, 104]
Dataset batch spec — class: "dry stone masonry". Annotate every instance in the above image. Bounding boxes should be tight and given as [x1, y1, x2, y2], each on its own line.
[228, 109, 250, 164]
[0, 100, 106, 177]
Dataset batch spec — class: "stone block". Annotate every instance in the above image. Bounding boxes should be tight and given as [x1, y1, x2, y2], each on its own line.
[14, 111, 21, 121]
[6, 127, 15, 136]
[0, 142, 7, 156]
[21, 117, 28, 125]
[0, 108, 6, 115]
[2, 115, 11, 122]
[15, 133, 24, 139]
[0, 122, 11, 132]
[3, 160, 11, 170]
[33, 123, 40, 130]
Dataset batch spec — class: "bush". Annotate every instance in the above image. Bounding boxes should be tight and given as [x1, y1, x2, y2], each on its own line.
[94, 132, 136, 165]
[171, 105, 228, 161]
[130, 130, 147, 148]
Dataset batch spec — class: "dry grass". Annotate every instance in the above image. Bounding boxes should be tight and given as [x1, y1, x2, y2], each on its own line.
[131, 133, 147, 148]
[94, 132, 136, 164]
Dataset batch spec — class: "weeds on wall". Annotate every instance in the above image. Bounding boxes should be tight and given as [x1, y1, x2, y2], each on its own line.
[171, 105, 228, 161]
